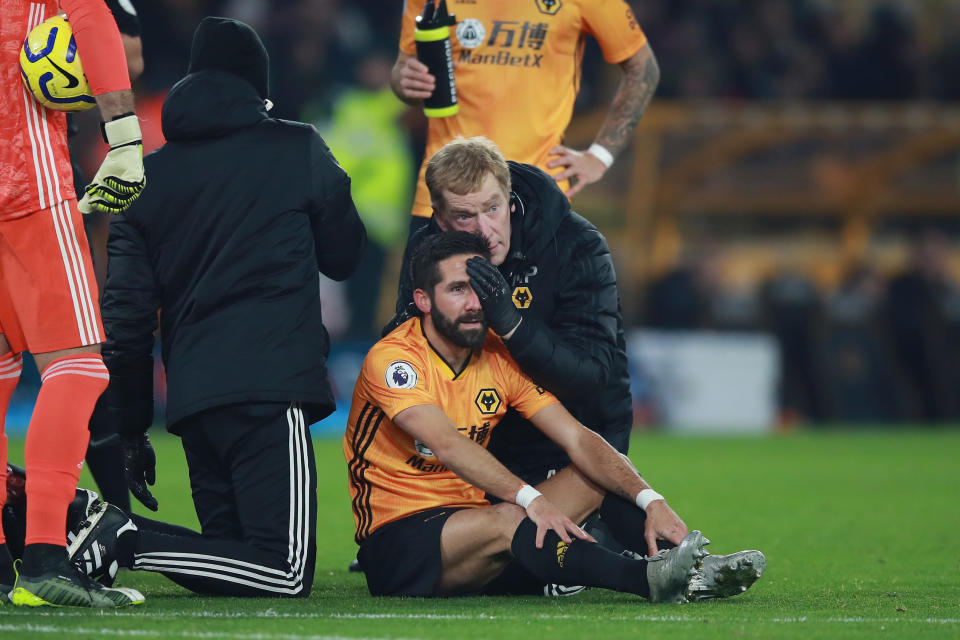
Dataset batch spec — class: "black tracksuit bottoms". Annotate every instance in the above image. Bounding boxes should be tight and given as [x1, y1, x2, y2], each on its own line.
[129, 401, 318, 597]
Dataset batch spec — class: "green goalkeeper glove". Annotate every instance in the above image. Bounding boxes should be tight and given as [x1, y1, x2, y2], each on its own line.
[78, 113, 145, 215]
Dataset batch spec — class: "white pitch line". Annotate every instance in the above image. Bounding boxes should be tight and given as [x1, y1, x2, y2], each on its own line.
[2, 611, 958, 625]
[0, 623, 415, 640]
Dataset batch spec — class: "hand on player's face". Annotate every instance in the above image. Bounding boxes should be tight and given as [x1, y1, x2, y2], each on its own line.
[437, 173, 511, 265]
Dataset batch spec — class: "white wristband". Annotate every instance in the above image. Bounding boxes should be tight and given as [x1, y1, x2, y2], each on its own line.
[636, 488, 665, 510]
[515, 484, 542, 509]
[587, 143, 614, 169]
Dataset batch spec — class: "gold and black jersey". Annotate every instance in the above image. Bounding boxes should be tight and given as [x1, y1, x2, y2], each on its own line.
[343, 317, 558, 543]
[400, 0, 647, 217]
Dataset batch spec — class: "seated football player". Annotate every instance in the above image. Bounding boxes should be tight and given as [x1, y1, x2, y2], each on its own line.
[343, 231, 765, 600]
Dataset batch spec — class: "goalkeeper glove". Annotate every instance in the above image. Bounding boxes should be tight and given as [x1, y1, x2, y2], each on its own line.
[78, 113, 145, 215]
[466, 256, 522, 337]
[121, 433, 158, 511]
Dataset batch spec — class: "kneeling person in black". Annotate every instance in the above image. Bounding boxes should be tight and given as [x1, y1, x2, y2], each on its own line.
[67, 17, 365, 598]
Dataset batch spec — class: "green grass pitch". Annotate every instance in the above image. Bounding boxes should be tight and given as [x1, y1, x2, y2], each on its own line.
[1, 427, 958, 639]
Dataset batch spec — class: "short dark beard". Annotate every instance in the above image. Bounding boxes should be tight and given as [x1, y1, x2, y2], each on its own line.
[431, 306, 488, 349]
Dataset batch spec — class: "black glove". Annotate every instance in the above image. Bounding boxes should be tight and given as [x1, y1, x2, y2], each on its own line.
[466, 256, 522, 337]
[121, 433, 158, 511]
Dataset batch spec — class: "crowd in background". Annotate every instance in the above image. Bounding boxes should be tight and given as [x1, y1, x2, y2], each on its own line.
[636, 0, 960, 101]
[642, 230, 960, 423]
[125, 0, 960, 112]
[72, 0, 960, 425]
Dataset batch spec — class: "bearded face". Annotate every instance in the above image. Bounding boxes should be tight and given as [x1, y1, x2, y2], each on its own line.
[430, 303, 488, 350]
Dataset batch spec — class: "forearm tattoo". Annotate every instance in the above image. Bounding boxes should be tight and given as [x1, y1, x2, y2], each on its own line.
[595, 47, 660, 156]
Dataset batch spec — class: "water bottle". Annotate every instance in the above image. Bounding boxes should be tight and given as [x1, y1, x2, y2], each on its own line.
[415, 0, 458, 118]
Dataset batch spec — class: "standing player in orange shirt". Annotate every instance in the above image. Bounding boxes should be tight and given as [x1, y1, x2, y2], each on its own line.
[393, 0, 658, 228]
[345, 232, 766, 600]
[0, 0, 145, 608]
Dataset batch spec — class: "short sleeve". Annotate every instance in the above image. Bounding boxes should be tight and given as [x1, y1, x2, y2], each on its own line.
[359, 344, 436, 420]
[492, 341, 559, 419]
[581, 0, 647, 64]
[399, 0, 421, 55]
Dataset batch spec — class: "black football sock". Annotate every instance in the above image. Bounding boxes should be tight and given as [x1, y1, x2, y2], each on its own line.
[510, 518, 650, 597]
[599, 494, 675, 556]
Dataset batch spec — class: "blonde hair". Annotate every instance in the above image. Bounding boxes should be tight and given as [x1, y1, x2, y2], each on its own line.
[425, 137, 511, 210]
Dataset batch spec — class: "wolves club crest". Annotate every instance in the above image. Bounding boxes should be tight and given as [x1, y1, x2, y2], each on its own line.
[512, 286, 532, 309]
[535, 0, 562, 16]
[475, 388, 502, 415]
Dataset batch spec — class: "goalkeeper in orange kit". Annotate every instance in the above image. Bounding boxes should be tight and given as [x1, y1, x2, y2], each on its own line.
[1, 0, 145, 608]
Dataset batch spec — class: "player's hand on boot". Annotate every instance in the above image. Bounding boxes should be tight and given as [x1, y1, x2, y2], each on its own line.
[122, 433, 158, 511]
[643, 500, 688, 557]
[78, 113, 145, 215]
[525, 496, 596, 549]
[466, 257, 521, 337]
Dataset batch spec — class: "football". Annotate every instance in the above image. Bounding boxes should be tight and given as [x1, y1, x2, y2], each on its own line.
[20, 15, 96, 112]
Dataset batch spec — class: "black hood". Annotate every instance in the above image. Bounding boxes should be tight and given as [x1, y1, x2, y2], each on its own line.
[161, 70, 269, 142]
[188, 16, 269, 100]
[504, 161, 571, 265]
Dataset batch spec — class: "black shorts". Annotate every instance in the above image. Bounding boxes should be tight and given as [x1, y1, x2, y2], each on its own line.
[358, 507, 466, 597]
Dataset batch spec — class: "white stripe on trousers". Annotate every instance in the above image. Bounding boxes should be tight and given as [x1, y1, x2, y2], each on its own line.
[132, 403, 312, 594]
[19, 3, 100, 346]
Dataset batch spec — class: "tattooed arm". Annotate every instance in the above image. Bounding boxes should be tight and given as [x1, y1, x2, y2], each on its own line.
[547, 42, 660, 198]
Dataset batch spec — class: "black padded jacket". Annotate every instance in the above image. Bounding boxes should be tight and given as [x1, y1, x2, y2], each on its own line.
[385, 162, 632, 478]
[100, 70, 365, 434]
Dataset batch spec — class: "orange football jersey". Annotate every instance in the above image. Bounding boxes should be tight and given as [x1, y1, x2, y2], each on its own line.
[400, 0, 647, 217]
[344, 317, 558, 543]
[2, 1, 73, 220]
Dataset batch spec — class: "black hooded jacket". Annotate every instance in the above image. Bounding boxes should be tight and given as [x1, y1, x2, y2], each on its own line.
[386, 162, 632, 473]
[101, 70, 365, 434]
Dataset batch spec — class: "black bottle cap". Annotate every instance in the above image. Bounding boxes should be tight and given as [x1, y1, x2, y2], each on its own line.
[417, 1, 435, 26]
[435, 0, 455, 26]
